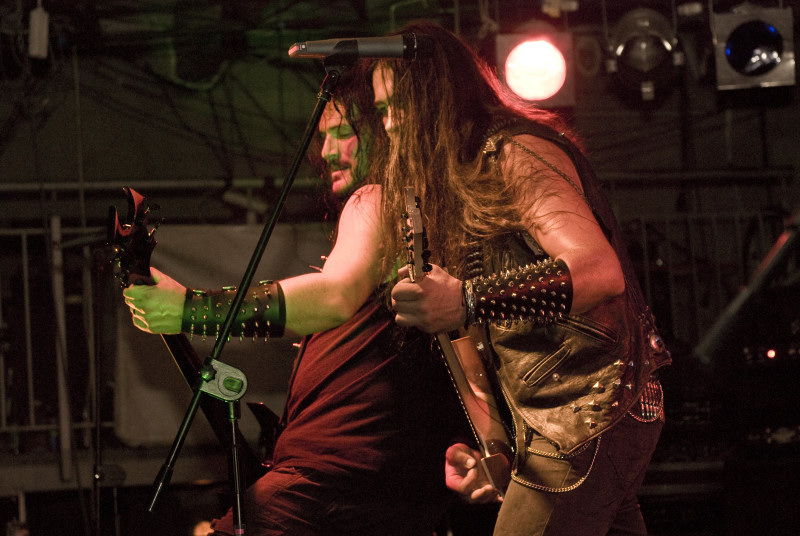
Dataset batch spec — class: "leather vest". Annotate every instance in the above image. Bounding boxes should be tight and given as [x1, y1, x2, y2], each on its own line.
[475, 121, 672, 455]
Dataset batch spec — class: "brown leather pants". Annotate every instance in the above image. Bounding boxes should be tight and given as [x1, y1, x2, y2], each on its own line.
[493, 413, 663, 536]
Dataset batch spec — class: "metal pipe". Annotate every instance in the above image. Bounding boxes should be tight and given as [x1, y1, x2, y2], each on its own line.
[50, 216, 74, 481]
[22, 235, 35, 428]
[0, 179, 227, 193]
[598, 167, 794, 184]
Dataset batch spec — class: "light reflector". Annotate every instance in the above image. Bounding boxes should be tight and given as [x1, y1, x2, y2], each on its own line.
[606, 8, 679, 102]
[712, 6, 795, 90]
[504, 39, 567, 101]
[496, 32, 574, 107]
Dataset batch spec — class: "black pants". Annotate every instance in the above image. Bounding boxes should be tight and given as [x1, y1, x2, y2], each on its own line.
[211, 466, 441, 536]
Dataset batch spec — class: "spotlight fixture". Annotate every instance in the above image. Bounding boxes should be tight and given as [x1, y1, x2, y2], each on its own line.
[711, 3, 795, 90]
[496, 27, 575, 108]
[606, 7, 682, 102]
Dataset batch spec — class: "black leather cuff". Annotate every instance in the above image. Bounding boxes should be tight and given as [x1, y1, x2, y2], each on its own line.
[181, 281, 286, 341]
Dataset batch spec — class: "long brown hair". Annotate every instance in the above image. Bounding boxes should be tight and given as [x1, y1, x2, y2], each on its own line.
[373, 21, 578, 285]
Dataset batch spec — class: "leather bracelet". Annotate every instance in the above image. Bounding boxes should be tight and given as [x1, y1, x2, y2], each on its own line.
[181, 280, 286, 341]
[464, 257, 572, 326]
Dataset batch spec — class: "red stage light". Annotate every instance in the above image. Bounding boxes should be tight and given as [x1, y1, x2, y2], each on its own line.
[504, 39, 567, 101]
[496, 31, 575, 108]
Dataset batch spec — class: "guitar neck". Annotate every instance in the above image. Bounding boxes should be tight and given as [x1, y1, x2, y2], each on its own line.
[110, 187, 267, 487]
[161, 334, 203, 385]
[401, 185, 511, 494]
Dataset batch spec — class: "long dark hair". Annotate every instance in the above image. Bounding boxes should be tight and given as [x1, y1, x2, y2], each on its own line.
[309, 60, 385, 220]
[372, 20, 578, 285]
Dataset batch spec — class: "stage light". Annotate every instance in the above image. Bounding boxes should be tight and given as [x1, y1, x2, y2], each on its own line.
[496, 31, 574, 107]
[711, 4, 795, 90]
[606, 8, 681, 102]
[505, 39, 566, 101]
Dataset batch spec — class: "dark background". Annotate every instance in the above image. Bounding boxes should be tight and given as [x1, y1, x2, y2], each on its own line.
[2, 1, 800, 534]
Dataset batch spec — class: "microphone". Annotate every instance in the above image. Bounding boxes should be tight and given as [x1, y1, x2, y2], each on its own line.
[288, 34, 431, 60]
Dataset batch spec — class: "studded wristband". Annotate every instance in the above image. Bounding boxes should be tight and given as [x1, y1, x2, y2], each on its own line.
[181, 280, 286, 341]
[464, 257, 572, 325]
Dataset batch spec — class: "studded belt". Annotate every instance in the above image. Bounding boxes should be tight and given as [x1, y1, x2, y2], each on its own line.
[628, 375, 664, 423]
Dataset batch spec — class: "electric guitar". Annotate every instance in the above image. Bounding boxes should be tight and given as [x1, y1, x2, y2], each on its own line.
[402, 187, 512, 496]
[109, 187, 278, 486]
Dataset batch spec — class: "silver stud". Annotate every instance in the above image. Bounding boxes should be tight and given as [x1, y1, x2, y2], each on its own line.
[649, 333, 664, 351]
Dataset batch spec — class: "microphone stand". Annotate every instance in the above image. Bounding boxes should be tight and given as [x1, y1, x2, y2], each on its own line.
[147, 58, 353, 534]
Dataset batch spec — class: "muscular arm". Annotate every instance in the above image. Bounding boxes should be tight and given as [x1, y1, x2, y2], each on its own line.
[281, 184, 383, 335]
[124, 184, 384, 337]
[392, 135, 625, 333]
[506, 134, 625, 313]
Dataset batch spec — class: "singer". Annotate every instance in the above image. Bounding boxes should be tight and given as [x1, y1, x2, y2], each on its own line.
[123, 61, 471, 536]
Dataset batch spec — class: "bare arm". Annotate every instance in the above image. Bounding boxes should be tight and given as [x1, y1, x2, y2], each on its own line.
[507, 134, 625, 313]
[124, 184, 384, 337]
[281, 184, 383, 335]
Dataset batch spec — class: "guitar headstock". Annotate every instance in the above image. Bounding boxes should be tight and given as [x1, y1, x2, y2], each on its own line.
[402, 187, 431, 283]
[108, 187, 162, 287]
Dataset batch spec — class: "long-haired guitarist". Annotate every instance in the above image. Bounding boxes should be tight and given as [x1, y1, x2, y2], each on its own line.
[375, 21, 671, 536]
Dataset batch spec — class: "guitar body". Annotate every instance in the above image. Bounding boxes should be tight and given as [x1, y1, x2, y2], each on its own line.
[438, 332, 512, 494]
[403, 187, 513, 495]
[110, 187, 272, 487]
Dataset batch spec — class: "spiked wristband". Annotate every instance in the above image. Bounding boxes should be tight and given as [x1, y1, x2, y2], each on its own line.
[463, 258, 572, 326]
[181, 280, 286, 341]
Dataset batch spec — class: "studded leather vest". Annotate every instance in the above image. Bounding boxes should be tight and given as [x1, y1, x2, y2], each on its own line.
[475, 120, 672, 455]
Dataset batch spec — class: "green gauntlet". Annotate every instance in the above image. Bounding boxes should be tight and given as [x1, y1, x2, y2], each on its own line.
[181, 280, 285, 341]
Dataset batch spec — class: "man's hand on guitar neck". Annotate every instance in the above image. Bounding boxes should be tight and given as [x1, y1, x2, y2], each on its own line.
[445, 443, 503, 504]
[123, 267, 185, 334]
[392, 264, 465, 333]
